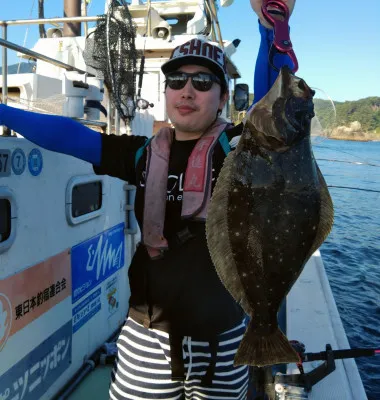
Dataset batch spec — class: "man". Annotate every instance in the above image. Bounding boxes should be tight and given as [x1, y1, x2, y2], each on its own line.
[0, 2, 296, 398]
[95, 37, 249, 399]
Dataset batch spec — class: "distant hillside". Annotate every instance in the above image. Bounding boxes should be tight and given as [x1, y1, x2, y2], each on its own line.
[314, 97, 380, 140]
[0, 62, 35, 74]
[315, 97, 380, 132]
[232, 93, 380, 141]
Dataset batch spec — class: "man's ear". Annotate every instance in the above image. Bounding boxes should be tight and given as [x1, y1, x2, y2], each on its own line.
[219, 90, 229, 110]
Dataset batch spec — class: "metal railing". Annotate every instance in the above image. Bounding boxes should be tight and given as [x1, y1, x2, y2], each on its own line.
[0, 16, 102, 104]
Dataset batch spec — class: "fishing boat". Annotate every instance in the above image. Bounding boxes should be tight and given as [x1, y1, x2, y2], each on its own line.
[0, 1, 369, 399]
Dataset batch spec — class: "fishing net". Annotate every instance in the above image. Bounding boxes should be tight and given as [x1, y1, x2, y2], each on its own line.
[6, 94, 66, 115]
[83, 0, 140, 124]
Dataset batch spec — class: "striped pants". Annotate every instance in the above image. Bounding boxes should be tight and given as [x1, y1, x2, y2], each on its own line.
[109, 317, 249, 400]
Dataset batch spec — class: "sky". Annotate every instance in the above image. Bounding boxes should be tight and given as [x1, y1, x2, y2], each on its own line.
[0, 0, 379, 102]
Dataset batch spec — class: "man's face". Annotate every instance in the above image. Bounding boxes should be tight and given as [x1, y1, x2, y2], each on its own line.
[165, 65, 228, 140]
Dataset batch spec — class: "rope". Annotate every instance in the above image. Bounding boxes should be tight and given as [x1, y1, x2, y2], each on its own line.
[314, 143, 380, 194]
[314, 144, 380, 166]
[328, 185, 380, 194]
[316, 158, 380, 168]
[17, 0, 37, 74]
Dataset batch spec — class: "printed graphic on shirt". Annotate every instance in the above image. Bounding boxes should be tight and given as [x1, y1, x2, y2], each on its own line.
[139, 170, 216, 203]
[167, 173, 185, 202]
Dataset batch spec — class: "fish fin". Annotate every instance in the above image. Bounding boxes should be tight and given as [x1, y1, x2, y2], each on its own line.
[307, 166, 334, 258]
[206, 152, 248, 312]
[234, 321, 299, 367]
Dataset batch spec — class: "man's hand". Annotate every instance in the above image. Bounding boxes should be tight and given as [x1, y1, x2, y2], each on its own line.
[250, 0, 296, 29]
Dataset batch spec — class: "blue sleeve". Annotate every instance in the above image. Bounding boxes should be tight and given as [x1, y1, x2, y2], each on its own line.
[0, 104, 101, 166]
[252, 21, 294, 106]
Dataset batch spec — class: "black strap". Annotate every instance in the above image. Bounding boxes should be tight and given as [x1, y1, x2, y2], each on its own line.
[174, 226, 196, 246]
[201, 338, 218, 386]
[169, 334, 185, 381]
[84, 100, 107, 116]
[130, 310, 221, 384]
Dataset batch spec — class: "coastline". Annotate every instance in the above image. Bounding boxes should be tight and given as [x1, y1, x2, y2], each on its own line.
[312, 131, 380, 142]
[312, 134, 380, 143]
[326, 136, 374, 142]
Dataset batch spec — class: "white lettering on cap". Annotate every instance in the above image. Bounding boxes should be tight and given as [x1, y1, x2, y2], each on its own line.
[213, 47, 224, 68]
[170, 39, 227, 73]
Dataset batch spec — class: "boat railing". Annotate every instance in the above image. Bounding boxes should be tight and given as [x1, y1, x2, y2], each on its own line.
[0, 16, 102, 104]
[0, 16, 113, 132]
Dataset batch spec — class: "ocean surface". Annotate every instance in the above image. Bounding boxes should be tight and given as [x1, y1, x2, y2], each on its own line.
[312, 138, 380, 399]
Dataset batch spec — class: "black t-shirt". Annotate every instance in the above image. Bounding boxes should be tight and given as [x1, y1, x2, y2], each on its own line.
[94, 124, 245, 337]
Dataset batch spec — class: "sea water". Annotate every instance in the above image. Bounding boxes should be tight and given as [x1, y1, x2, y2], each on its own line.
[313, 138, 380, 399]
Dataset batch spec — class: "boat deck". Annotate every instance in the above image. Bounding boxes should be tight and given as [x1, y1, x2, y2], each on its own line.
[65, 251, 367, 400]
[68, 366, 112, 400]
[286, 251, 367, 399]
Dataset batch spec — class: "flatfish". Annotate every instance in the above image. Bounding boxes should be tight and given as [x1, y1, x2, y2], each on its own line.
[206, 66, 334, 367]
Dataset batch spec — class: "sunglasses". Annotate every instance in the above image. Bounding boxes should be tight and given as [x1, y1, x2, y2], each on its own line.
[165, 72, 221, 92]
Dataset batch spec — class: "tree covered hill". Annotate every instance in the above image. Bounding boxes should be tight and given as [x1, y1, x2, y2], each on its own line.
[231, 93, 380, 140]
[0, 62, 35, 74]
[314, 96, 380, 134]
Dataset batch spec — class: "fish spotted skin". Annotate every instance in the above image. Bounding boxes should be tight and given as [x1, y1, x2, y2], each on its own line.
[206, 66, 334, 367]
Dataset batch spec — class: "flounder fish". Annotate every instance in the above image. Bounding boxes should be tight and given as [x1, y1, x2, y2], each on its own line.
[206, 66, 334, 367]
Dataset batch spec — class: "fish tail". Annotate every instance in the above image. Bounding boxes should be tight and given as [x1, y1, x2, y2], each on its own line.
[234, 321, 299, 367]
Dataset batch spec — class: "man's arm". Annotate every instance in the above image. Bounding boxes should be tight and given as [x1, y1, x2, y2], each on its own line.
[93, 133, 147, 183]
[0, 104, 147, 183]
[253, 23, 294, 105]
[250, 0, 296, 105]
[0, 104, 102, 165]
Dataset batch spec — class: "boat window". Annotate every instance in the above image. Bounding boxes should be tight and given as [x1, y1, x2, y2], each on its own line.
[0, 87, 21, 103]
[0, 188, 16, 253]
[66, 176, 104, 225]
[166, 18, 179, 25]
[72, 181, 102, 217]
[0, 199, 11, 243]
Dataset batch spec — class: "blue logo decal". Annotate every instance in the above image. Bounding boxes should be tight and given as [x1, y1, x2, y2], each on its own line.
[71, 223, 125, 303]
[11, 148, 26, 175]
[0, 321, 72, 400]
[72, 288, 101, 333]
[28, 148, 43, 176]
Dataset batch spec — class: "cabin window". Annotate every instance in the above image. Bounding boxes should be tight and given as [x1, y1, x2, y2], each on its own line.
[0, 198, 11, 243]
[66, 176, 104, 226]
[0, 87, 21, 103]
[72, 181, 102, 218]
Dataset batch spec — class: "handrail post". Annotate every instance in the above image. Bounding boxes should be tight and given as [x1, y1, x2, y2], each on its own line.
[2, 24, 8, 104]
[107, 94, 112, 135]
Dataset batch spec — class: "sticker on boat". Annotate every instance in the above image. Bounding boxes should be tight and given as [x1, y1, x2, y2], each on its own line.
[71, 222, 125, 303]
[28, 148, 43, 176]
[72, 288, 101, 333]
[0, 321, 72, 400]
[106, 275, 119, 318]
[0, 250, 71, 351]
[11, 148, 26, 175]
[0, 293, 12, 352]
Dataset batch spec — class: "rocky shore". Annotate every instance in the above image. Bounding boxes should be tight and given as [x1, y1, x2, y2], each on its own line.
[312, 120, 380, 142]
